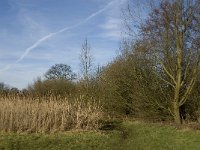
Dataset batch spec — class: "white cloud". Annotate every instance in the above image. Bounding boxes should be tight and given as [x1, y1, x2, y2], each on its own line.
[100, 18, 121, 30]
[99, 17, 122, 40]
[18, 12, 49, 38]
[98, 0, 128, 41]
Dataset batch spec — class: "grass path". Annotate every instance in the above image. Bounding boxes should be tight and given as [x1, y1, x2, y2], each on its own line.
[1, 121, 200, 150]
[118, 122, 200, 150]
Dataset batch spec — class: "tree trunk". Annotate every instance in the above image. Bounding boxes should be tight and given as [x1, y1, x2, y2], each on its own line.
[173, 102, 181, 126]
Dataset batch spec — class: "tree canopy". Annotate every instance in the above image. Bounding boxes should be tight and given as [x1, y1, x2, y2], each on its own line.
[45, 64, 76, 80]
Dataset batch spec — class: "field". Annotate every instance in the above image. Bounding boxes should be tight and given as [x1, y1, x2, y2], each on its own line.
[1, 121, 200, 150]
[1, 0, 199, 149]
[0, 96, 200, 150]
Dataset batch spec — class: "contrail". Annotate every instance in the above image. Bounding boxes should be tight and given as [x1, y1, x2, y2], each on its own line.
[0, 0, 123, 73]
[16, 1, 114, 63]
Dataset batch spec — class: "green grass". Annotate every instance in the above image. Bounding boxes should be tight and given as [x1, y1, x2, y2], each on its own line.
[1, 121, 200, 150]
[0, 131, 121, 150]
[119, 121, 200, 150]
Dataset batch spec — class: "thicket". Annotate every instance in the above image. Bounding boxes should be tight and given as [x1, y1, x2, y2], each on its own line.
[0, 0, 199, 132]
[99, 0, 200, 125]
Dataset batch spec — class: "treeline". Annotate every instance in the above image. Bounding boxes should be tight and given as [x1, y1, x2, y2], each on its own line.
[1, 0, 200, 127]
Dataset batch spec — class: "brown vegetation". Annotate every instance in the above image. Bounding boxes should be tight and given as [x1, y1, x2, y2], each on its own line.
[0, 95, 103, 133]
[0, 1, 199, 133]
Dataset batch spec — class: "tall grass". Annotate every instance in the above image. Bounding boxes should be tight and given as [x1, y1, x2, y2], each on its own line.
[0, 95, 103, 133]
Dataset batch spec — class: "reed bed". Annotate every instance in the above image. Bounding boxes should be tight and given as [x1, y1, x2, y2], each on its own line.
[0, 96, 103, 133]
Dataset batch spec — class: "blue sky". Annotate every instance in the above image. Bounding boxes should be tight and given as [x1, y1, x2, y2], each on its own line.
[0, 0, 128, 89]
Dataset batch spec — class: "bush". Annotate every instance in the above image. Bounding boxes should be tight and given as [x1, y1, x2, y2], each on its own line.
[28, 78, 75, 97]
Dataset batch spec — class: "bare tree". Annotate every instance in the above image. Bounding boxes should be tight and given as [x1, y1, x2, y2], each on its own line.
[80, 39, 93, 80]
[125, 0, 200, 125]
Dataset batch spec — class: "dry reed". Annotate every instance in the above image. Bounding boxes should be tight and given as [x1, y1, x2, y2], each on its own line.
[0, 95, 103, 133]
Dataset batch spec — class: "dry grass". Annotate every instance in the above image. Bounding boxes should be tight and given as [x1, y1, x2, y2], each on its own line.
[0, 95, 103, 133]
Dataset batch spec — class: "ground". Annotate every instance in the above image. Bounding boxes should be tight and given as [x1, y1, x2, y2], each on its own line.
[1, 121, 200, 150]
